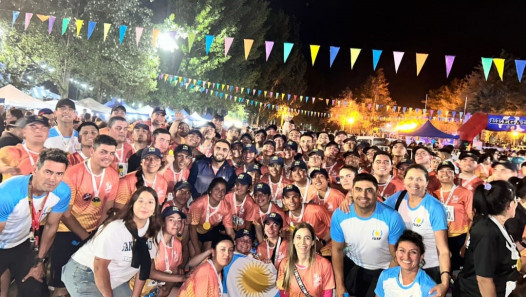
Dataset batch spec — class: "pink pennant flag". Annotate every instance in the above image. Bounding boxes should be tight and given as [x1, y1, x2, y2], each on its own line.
[24, 13, 33, 30]
[445, 55, 455, 78]
[225, 37, 234, 57]
[135, 27, 143, 46]
[265, 41, 274, 61]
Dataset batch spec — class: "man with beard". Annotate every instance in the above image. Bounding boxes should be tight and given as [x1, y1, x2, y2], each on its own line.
[49, 135, 119, 297]
[283, 140, 298, 179]
[131, 122, 149, 153]
[188, 139, 236, 198]
[127, 128, 171, 173]
[45, 99, 79, 154]
[412, 146, 441, 193]
[323, 141, 343, 186]
[373, 151, 405, 201]
[343, 151, 362, 171]
[107, 116, 134, 177]
[309, 168, 345, 214]
[163, 144, 193, 192]
[67, 122, 99, 166]
[298, 133, 314, 163]
[457, 151, 484, 192]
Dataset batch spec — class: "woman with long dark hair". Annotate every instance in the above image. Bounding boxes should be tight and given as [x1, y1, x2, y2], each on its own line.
[62, 187, 161, 297]
[455, 181, 521, 297]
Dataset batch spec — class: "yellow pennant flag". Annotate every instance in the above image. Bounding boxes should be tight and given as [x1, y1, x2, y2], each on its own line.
[310, 45, 320, 66]
[281, 93, 285, 100]
[244, 39, 254, 60]
[103, 23, 111, 41]
[416, 53, 429, 76]
[36, 14, 49, 22]
[222, 84, 225, 90]
[152, 29, 161, 48]
[350, 48, 361, 70]
[493, 58, 505, 81]
[75, 19, 84, 37]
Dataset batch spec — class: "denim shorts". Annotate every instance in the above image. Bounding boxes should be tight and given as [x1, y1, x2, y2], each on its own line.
[62, 259, 132, 297]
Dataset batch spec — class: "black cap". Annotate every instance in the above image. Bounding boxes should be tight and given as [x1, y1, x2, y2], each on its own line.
[232, 141, 244, 148]
[174, 181, 191, 191]
[174, 144, 192, 155]
[437, 161, 456, 172]
[283, 184, 301, 196]
[343, 151, 360, 158]
[459, 150, 480, 161]
[152, 107, 166, 116]
[264, 212, 283, 227]
[38, 108, 53, 116]
[310, 168, 329, 179]
[111, 105, 126, 114]
[492, 160, 518, 172]
[290, 160, 308, 171]
[242, 144, 258, 154]
[413, 146, 433, 157]
[254, 182, 271, 195]
[55, 98, 76, 110]
[263, 139, 276, 147]
[308, 148, 325, 158]
[391, 140, 407, 148]
[363, 146, 380, 155]
[161, 205, 187, 219]
[141, 146, 162, 159]
[236, 173, 253, 186]
[235, 228, 255, 241]
[133, 122, 149, 131]
[325, 141, 339, 148]
[284, 140, 298, 151]
[268, 155, 284, 166]
[246, 163, 261, 173]
[335, 131, 347, 136]
[343, 136, 357, 143]
[17, 115, 50, 128]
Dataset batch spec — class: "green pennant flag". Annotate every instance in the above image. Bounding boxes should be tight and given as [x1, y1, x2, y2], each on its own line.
[62, 18, 70, 35]
[284, 42, 294, 63]
[188, 33, 196, 52]
[481, 57, 493, 80]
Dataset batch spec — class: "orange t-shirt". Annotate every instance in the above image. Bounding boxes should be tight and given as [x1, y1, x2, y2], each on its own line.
[256, 238, 289, 269]
[298, 183, 318, 204]
[323, 160, 344, 187]
[284, 204, 331, 240]
[178, 260, 221, 297]
[224, 193, 258, 230]
[115, 171, 168, 206]
[154, 235, 183, 272]
[277, 254, 335, 297]
[254, 203, 286, 227]
[457, 175, 484, 192]
[259, 175, 293, 207]
[111, 142, 134, 175]
[433, 186, 473, 237]
[163, 164, 190, 194]
[0, 143, 39, 180]
[377, 178, 406, 201]
[60, 161, 120, 232]
[308, 187, 346, 214]
[67, 152, 88, 167]
[189, 194, 233, 234]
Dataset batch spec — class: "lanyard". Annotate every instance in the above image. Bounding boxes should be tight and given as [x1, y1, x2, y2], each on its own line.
[323, 161, 337, 175]
[232, 194, 247, 216]
[480, 164, 489, 176]
[22, 143, 38, 167]
[439, 186, 457, 206]
[378, 176, 393, 198]
[27, 176, 50, 249]
[295, 180, 310, 203]
[142, 174, 157, 189]
[259, 203, 272, 225]
[114, 145, 124, 163]
[85, 159, 106, 197]
[171, 164, 185, 183]
[206, 195, 221, 223]
[266, 237, 282, 266]
[288, 204, 305, 227]
[55, 128, 74, 152]
[207, 259, 223, 296]
[460, 175, 477, 188]
[489, 216, 520, 260]
[269, 176, 283, 198]
[199, 143, 212, 157]
[78, 151, 88, 161]
[161, 230, 176, 272]
[317, 187, 331, 203]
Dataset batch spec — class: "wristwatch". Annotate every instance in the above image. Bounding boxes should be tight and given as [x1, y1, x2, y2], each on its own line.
[34, 257, 46, 266]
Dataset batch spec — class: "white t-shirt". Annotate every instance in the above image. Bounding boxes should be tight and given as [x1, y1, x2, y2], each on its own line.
[72, 219, 157, 289]
[44, 127, 79, 154]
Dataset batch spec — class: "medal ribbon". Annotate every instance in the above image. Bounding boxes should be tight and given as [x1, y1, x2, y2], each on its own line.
[27, 176, 50, 249]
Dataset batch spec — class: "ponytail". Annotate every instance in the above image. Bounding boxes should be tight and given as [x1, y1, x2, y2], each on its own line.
[473, 181, 515, 226]
[135, 167, 144, 189]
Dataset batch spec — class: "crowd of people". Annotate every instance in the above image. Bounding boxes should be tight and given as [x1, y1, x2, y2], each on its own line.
[0, 98, 525, 297]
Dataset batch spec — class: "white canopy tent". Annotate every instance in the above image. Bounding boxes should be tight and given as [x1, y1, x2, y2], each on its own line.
[0, 84, 50, 109]
[78, 98, 112, 114]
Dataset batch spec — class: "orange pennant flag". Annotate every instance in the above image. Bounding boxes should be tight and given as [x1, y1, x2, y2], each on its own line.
[244, 39, 254, 60]
[152, 29, 161, 47]
[36, 14, 49, 22]
[416, 53, 429, 76]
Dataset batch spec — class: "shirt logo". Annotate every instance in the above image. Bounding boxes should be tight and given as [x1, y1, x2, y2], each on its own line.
[413, 217, 425, 227]
[313, 273, 322, 287]
[105, 182, 112, 194]
[371, 229, 383, 240]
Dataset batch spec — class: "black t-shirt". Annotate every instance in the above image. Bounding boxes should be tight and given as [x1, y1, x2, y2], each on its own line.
[457, 216, 518, 297]
[505, 203, 526, 242]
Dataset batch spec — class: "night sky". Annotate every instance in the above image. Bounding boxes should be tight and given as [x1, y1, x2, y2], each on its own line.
[268, 0, 526, 107]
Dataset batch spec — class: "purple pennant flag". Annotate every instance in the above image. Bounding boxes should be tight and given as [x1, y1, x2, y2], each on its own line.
[265, 41, 274, 61]
[48, 16, 56, 34]
[169, 31, 177, 39]
[445, 55, 455, 78]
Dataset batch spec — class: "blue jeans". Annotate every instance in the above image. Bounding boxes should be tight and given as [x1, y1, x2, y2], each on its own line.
[62, 259, 133, 297]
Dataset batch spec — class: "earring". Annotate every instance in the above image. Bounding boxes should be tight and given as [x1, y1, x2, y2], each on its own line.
[419, 259, 426, 268]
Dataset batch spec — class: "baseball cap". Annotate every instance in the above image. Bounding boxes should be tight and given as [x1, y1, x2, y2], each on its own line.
[308, 148, 325, 158]
[284, 140, 298, 151]
[242, 144, 258, 154]
[290, 160, 308, 171]
[55, 98, 76, 110]
[111, 105, 126, 114]
[141, 147, 162, 159]
[188, 129, 203, 138]
[161, 205, 187, 219]
[263, 139, 276, 147]
[264, 212, 284, 227]
[343, 151, 360, 158]
[413, 146, 433, 157]
[235, 228, 255, 241]
[133, 122, 149, 131]
[38, 108, 53, 116]
[437, 161, 456, 172]
[16, 115, 50, 128]
[335, 131, 347, 137]
[282, 184, 301, 196]
[254, 182, 271, 195]
[363, 146, 380, 155]
[152, 107, 166, 116]
[325, 141, 339, 148]
[343, 136, 357, 143]
[236, 173, 253, 186]
[492, 160, 518, 172]
[232, 141, 244, 149]
[310, 168, 329, 179]
[268, 155, 284, 166]
[459, 150, 480, 161]
[174, 181, 191, 191]
[391, 140, 407, 148]
[174, 144, 192, 155]
[246, 163, 261, 174]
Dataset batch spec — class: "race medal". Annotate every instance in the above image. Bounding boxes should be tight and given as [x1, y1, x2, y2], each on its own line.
[203, 221, 211, 230]
[177, 235, 183, 241]
[289, 225, 295, 233]
[92, 197, 101, 207]
[233, 215, 244, 226]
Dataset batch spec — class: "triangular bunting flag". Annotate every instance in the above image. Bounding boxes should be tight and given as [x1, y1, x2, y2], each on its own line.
[205, 35, 214, 55]
[310, 45, 320, 66]
[493, 58, 505, 81]
[393, 51, 404, 73]
[75, 19, 83, 37]
[152, 29, 161, 47]
[119, 25, 127, 44]
[445, 55, 455, 78]
[372, 49, 382, 70]
[284, 42, 294, 63]
[350, 48, 361, 70]
[135, 27, 143, 46]
[224, 37, 234, 57]
[265, 41, 274, 61]
[101, 23, 111, 41]
[48, 16, 56, 34]
[62, 18, 70, 35]
[24, 13, 33, 30]
[515, 60, 526, 83]
[416, 53, 428, 76]
[12, 11, 20, 27]
[187, 33, 196, 52]
[87, 21, 96, 40]
[481, 57, 493, 80]
[329, 46, 340, 68]
[36, 14, 49, 22]
[244, 39, 254, 60]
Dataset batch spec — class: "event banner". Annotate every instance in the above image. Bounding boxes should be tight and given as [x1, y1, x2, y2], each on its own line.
[486, 114, 526, 132]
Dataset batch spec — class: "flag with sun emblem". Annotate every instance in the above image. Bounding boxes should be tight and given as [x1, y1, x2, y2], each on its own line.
[225, 256, 279, 297]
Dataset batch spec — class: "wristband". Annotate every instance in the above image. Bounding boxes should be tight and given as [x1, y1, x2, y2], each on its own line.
[34, 257, 46, 266]
[440, 271, 451, 277]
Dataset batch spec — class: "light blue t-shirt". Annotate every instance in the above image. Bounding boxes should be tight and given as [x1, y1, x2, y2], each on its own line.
[384, 191, 447, 268]
[375, 266, 437, 297]
[44, 127, 79, 154]
[331, 201, 406, 270]
[0, 175, 71, 249]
